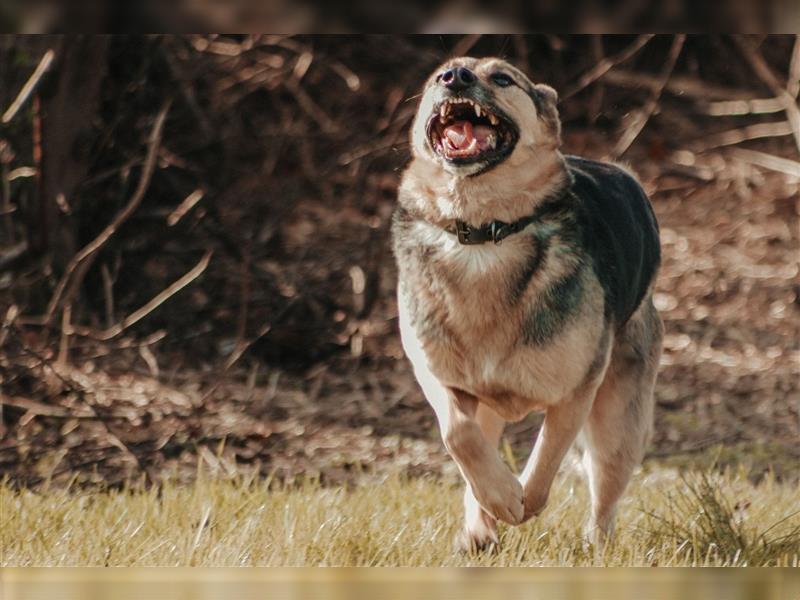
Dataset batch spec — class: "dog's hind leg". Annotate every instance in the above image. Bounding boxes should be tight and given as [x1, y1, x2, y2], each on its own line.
[581, 300, 662, 545]
[457, 404, 506, 552]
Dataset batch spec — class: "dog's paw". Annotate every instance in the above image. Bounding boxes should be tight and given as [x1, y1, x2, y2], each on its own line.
[473, 469, 524, 525]
[519, 485, 549, 523]
[454, 525, 499, 554]
[457, 502, 500, 553]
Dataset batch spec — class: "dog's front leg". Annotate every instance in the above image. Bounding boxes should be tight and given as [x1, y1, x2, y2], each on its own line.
[458, 404, 506, 551]
[518, 387, 596, 522]
[413, 365, 524, 526]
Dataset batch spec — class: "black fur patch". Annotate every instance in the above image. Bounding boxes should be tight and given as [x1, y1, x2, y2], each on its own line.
[509, 237, 549, 305]
[583, 325, 612, 384]
[522, 267, 584, 345]
[566, 156, 661, 330]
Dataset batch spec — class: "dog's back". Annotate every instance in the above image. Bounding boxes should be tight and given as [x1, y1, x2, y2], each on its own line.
[566, 155, 661, 329]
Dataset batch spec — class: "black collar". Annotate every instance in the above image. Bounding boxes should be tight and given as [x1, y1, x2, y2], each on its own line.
[446, 217, 538, 245]
[444, 190, 571, 246]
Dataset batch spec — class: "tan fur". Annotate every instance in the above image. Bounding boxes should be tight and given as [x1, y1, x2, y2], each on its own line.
[394, 57, 663, 551]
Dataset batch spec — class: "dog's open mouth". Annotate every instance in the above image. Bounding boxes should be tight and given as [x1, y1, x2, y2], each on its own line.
[428, 97, 518, 166]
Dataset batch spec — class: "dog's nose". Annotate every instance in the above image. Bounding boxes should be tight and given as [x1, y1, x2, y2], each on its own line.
[440, 67, 476, 91]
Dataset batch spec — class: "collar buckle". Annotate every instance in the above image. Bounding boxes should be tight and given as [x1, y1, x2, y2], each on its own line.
[490, 221, 504, 244]
[454, 220, 510, 245]
[455, 220, 485, 245]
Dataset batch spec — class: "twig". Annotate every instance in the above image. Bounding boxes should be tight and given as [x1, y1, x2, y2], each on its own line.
[200, 299, 296, 403]
[329, 61, 361, 91]
[1, 49, 55, 124]
[450, 35, 483, 58]
[788, 35, 800, 98]
[729, 148, 800, 177]
[93, 250, 212, 341]
[101, 263, 115, 328]
[284, 79, 339, 134]
[0, 240, 26, 270]
[661, 161, 716, 183]
[43, 100, 172, 325]
[694, 121, 794, 151]
[224, 321, 271, 372]
[587, 35, 606, 124]
[733, 35, 800, 156]
[699, 97, 785, 116]
[612, 34, 686, 159]
[0, 304, 19, 348]
[0, 394, 94, 418]
[603, 70, 763, 101]
[563, 34, 655, 99]
[57, 302, 72, 366]
[138, 344, 159, 377]
[1, 144, 13, 243]
[167, 188, 205, 226]
[9, 166, 37, 180]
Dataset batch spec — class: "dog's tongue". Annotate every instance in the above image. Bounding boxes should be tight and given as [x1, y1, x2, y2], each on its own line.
[444, 121, 495, 152]
[444, 121, 475, 150]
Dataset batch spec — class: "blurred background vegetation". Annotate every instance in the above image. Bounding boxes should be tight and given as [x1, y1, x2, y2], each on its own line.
[0, 35, 798, 489]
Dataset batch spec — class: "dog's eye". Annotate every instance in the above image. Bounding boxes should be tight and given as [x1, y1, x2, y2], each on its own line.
[491, 73, 514, 87]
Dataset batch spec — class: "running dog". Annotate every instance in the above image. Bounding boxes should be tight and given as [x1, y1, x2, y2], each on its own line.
[392, 57, 663, 551]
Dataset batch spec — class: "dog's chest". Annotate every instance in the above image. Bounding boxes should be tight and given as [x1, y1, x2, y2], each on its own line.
[398, 221, 601, 416]
[404, 229, 534, 389]
[416, 225, 525, 334]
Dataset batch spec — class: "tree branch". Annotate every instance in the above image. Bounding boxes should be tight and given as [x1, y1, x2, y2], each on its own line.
[43, 100, 172, 325]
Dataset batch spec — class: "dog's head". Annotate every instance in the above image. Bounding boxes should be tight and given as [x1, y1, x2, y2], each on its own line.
[411, 57, 561, 178]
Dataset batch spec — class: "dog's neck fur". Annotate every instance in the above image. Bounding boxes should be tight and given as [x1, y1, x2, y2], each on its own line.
[400, 149, 569, 230]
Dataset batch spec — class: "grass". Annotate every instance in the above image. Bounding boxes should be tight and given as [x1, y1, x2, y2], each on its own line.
[2, 466, 798, 566]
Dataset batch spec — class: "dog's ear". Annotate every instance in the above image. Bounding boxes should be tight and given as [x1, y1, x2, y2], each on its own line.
[533, 83, 558, 106]
[530, 84, 561, 147]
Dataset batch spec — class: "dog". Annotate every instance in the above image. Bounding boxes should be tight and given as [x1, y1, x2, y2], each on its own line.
[392, 57, 663, 552]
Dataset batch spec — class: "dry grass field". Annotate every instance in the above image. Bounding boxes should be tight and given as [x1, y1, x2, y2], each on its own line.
[3, 465, 798, 567]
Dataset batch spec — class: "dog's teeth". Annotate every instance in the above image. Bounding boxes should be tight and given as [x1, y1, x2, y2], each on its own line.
[475, 104, 481, 117]
[440, 104, 447, 118]
[489, 113, 498, 125]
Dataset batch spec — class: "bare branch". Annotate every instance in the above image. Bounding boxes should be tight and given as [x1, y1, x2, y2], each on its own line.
[563, 34, 655, 99]
[787, 35, 800, 98]
[450, 35, 483, 58]
[1, 49, 55, 124]
[733, 35, 800, 156]
[94, 250, 212, 341]
[43, 100, 172, 325]
[694, 121, 794, 151]
[729, 148, 800, 177]
[699, 97, 785, 116]
[167, 188, 205, 226]
[612, 35, 686, 159]
[604, 69, 761, 101]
